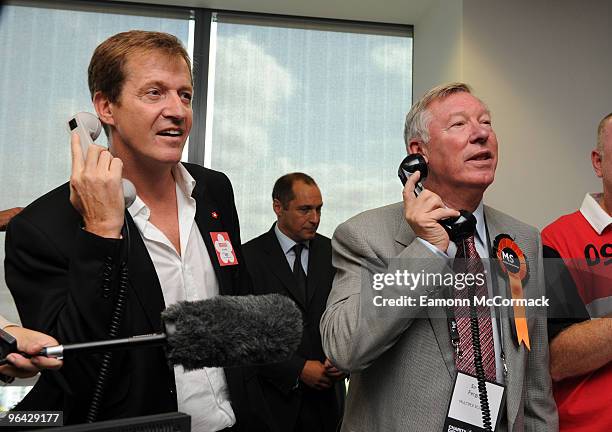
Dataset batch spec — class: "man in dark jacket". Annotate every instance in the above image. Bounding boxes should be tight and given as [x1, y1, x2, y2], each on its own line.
[5, 31, 253, 431]
[243, 173, 345, 432]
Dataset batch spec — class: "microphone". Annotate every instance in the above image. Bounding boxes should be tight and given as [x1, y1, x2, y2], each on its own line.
[35, 294, 302, 369]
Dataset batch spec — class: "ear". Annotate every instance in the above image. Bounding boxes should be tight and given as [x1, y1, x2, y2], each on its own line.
[592, 149, 603, 178]
[93, 91, 116, 128]
[408, 139, 429, 162]
[273, 199, 283, 218]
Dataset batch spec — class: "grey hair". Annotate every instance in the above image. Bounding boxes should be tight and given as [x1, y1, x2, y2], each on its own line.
[403, 82, 473, 149]
[596, 113, 612, 157]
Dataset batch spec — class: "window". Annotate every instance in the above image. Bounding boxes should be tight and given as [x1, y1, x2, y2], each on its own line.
[201, 13, 413, 241]
[0, 0, 191, 319]
[0, 1, 191, 408]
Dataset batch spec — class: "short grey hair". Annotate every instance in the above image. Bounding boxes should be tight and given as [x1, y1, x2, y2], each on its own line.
[596, 112, 612, 157]
[403, 82, 473, 149]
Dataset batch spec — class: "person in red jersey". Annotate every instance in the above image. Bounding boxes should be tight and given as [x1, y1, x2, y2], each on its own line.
[542, 112, 612, 432]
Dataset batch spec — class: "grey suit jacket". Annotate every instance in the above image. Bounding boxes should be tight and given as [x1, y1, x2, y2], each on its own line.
[320, 202, 558, 432]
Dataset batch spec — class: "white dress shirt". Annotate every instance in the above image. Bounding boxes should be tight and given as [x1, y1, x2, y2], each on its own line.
[128, 164, 235, 432]
[274, 223, 310, 274]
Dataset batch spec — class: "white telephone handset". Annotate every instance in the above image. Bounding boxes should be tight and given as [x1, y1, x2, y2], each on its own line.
[67, 112, 137, 208]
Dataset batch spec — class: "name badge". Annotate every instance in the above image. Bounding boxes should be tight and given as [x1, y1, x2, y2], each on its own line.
[210, 232, 238, 266]
[443, 372, 506, 432]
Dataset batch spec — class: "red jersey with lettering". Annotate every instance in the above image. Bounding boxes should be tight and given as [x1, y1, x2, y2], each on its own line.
[542, 210, 612, 432]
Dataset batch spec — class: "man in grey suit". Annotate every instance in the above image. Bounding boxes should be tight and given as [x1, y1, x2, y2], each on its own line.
[320, 82, 557, 431]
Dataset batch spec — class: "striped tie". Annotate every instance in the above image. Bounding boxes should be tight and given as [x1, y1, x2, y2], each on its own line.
[453, 235, 496, 382]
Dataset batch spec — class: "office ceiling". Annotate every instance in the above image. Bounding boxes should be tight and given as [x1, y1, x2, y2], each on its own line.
[108, 0, 432, 25]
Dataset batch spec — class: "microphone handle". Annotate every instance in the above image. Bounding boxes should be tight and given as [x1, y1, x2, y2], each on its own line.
[40, 333, 167, 358]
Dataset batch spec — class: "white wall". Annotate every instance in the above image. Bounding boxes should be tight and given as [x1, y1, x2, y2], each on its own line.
[411, 0, 612, 228]
[412, 0, 462, 99]
[461, 0, 612, 228]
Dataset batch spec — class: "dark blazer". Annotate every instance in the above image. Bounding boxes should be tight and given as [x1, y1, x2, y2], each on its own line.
[242, 225, 343, 432]
[4, 163, 252, 428]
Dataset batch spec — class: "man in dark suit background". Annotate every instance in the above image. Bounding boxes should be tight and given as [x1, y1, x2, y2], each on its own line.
[5, 31, 254, 430]
[243, 173, 345, 432]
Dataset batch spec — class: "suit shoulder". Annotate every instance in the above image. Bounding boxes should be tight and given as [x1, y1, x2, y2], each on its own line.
[334, 202, 404, 239]
[182, 163, 232, 188]
[313, 233, 332, 251]
[16, 183, 75, 226]
[484, 205, 539, 237]
[314, 232, 331, 243]
[6, 182, 78, 250]
[243, 231, 269, 252]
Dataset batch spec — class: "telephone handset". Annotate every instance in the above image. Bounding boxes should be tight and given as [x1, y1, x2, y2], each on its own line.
[67, 112, 137, 208]
[398, 154, 476, 242]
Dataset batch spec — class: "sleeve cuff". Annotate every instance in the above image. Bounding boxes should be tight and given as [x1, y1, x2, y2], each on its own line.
[0, 315, 17, 329]
[416, 237, 450, 260]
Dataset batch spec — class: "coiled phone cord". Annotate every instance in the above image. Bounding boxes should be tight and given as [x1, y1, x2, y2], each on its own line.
[86, 220, 131, 423]
[469, 288, 493, 432]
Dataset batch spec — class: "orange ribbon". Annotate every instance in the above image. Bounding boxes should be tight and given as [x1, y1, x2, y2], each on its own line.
[496, 237, 531, 351]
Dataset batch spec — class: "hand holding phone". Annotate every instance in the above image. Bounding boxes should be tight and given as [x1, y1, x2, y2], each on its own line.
[399, 154, 476, 244]
[67, 113, 134, 238]
[67, 113, 136, 208]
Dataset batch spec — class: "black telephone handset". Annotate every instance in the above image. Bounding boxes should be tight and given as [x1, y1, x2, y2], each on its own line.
[398, 154, 477, 242]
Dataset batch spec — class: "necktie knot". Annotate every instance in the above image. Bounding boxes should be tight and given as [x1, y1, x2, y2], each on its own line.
[293, 243, 305, 258]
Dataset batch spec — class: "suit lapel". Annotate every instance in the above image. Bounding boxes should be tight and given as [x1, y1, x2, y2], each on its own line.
[125, 213, 166, 331]
[192, 179, 236, 296]
[394, 222, 455, 379]
[484, 206, 525, 425]
[124, 167, 240, 329]
[259, 226, 306, 308]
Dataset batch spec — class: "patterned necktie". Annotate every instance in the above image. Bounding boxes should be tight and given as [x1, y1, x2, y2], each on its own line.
[453, 234, 496, 382]
[292, 243, 307, 304]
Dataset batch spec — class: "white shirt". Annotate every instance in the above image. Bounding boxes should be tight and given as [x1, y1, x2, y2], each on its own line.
[274, 223, 310, 274]
[128, 164, 235, 432]
[580, 193, 612, 234]
[417, 202, 504, 383]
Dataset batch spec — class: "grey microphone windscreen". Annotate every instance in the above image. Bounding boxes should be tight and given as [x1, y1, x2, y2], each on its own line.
[162, 294, 302, 370]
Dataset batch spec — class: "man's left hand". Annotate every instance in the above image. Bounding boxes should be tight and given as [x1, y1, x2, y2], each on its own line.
[324, 358, 347, 381]
[1, 326, 63, 378]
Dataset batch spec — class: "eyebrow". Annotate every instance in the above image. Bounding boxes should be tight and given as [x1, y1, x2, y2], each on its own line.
[448, 109, 491, 117]
[139, 80, 193, 91]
